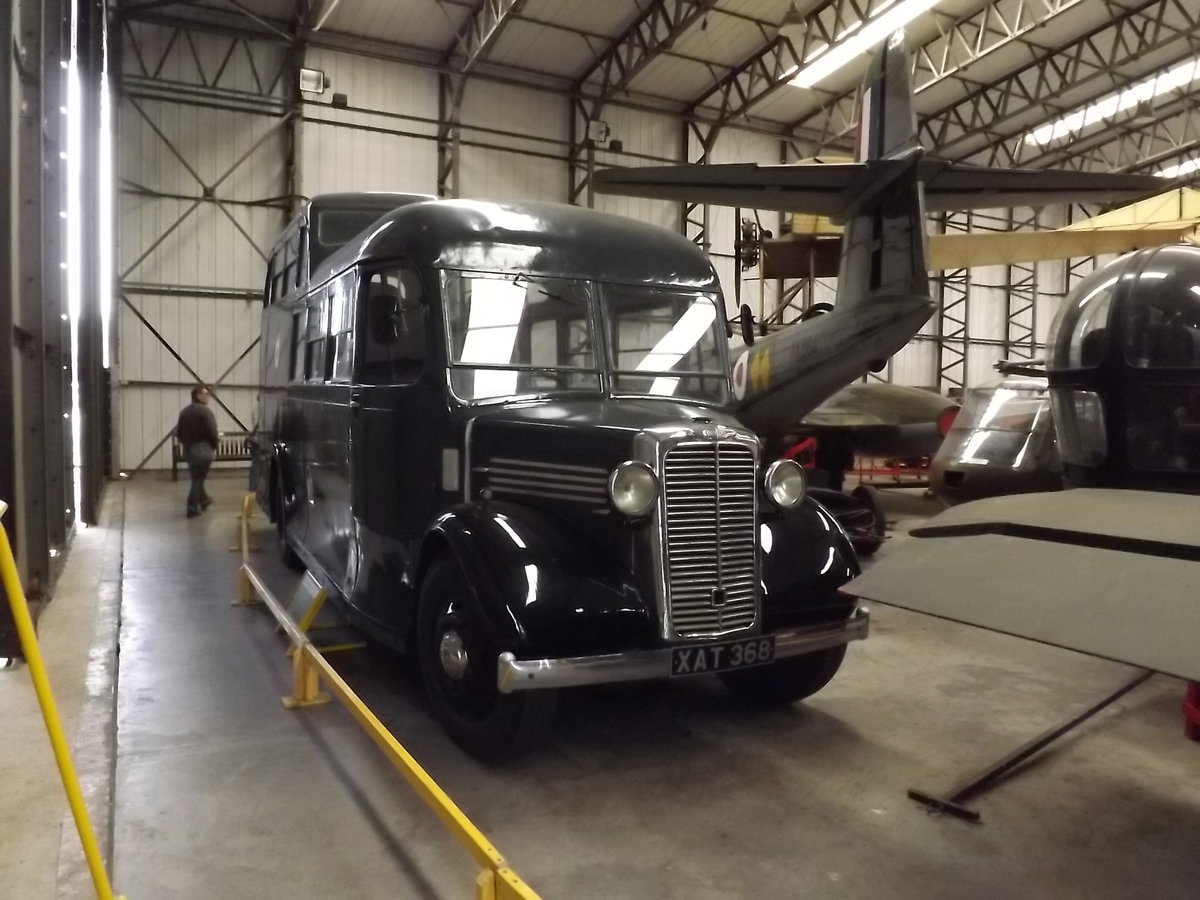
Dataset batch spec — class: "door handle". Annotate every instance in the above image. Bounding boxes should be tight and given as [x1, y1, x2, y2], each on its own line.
[349, 392, 362, 413]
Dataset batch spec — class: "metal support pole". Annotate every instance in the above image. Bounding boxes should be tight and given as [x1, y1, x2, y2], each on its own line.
[908, 669, 1154, 823]
[0, 1, 18, 564]
[77, 0, 109, 524]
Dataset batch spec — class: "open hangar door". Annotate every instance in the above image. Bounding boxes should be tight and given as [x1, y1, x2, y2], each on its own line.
[114, 19, 292, 474]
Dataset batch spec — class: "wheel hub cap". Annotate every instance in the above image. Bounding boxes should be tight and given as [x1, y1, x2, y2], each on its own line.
[438, 630, 469, 679]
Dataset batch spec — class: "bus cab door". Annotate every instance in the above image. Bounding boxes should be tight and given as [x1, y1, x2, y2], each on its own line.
[308, 275, 358, 598]
[349, 267, 440, 628]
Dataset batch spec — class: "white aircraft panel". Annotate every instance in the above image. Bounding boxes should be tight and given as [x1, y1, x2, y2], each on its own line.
[847, 489, 1200, 681]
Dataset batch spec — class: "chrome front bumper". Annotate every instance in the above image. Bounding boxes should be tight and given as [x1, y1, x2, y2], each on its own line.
[496, 605, 869, 693]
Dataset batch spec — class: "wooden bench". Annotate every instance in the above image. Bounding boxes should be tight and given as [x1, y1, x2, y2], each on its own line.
[172, 431, 254, 481]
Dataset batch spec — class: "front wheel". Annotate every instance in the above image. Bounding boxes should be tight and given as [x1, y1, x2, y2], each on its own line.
[417, 557, 557, 762]
[719, 644, 847, 705]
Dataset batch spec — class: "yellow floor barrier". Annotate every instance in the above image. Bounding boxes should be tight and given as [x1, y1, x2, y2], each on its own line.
[0, 501, 127, 900]
[235, 495, 541, 900]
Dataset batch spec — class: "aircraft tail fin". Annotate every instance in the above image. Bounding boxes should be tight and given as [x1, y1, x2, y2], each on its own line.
[838, 29, 929, 317]
[730, 31, 934, 436]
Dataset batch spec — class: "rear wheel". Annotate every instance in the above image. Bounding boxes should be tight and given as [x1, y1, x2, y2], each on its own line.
[848, 484, 886, 557]
[719, 644, 847, 705]
[274, 468, 305, 572]
[417, 557, 557, 762]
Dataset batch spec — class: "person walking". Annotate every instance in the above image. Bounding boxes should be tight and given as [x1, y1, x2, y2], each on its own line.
[176, 385, 219, 518]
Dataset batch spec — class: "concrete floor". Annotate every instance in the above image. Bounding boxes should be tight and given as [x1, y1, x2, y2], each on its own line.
[3, 470, 1199, 899]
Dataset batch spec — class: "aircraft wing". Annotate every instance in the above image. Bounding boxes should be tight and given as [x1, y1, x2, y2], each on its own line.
[919, 162, 1166, 212]
[593, 159, 1164, 216]
[928, 225, 1196, 269]
[845, 488, 1200, 681]
[762, 223, 1196, 278]
[592, 161, 864, 217]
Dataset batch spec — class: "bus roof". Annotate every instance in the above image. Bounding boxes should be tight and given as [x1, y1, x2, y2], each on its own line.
[315, 198, 721, 291]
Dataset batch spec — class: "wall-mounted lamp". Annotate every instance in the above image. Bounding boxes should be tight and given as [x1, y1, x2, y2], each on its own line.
[299, 67, 328, 94]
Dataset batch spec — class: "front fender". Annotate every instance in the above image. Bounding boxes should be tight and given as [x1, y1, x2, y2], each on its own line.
[759, 496, 860, 629]
[425, 502, 654, 657]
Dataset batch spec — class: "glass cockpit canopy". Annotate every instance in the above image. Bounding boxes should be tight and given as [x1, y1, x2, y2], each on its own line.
[1047, 244, 1200, 373]
[1044, 244, 1200, 487]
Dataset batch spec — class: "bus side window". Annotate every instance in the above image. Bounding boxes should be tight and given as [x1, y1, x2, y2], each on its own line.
[360, 268, 425, 385]
[297, 230, 309, 288]
[272, 253, 286, 304]
[282, 241, 297, 298]
[304, 295, 329, 383]
[291, 308, 306, 383]
[329, 275, 355, 384]
[264, 260, 274, 305]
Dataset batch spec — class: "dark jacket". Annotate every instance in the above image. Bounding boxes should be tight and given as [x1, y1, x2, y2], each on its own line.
[177, 402, 218, 449]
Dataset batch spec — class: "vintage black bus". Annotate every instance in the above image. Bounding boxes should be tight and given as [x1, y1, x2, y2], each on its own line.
[253, 195, 868, 760]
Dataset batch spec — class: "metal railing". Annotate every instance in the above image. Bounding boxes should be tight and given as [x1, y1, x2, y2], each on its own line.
[233, 495, 541, 900]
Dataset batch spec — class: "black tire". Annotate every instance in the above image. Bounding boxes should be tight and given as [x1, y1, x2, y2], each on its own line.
[417, 557, 557, 762]
[849, 484, 887, 557]
[719, 644, 847, 705]
[274, 468, 305, 572]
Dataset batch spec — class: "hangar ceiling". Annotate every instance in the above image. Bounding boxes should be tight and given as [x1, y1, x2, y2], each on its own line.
[120, 0, 1200, 178]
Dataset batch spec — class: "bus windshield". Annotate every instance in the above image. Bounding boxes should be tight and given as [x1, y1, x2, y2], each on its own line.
[443, 272, 730, 405]
[603, 286, 728, 406]
[443, 272, 601, 402]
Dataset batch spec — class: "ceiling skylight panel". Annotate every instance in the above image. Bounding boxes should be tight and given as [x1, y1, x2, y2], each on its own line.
[1025, 55, 1200, 147]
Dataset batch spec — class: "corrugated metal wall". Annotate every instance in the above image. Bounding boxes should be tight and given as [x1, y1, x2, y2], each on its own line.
[118, 29, 1055, 469]
[118, 22, 287, 470]
[457, 79, 566, 202]
[300, 49, 438, 196]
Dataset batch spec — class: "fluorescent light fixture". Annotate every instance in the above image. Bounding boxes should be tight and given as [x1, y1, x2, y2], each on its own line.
[1025, 55, 1200, 147]
[1159, 157, 1200, 179]
[790, 0, 942, 89]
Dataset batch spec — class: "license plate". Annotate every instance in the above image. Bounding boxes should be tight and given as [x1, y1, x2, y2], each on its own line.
[670, 635, 775, 677]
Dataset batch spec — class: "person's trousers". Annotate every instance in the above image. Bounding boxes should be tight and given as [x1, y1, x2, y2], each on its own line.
[185, 443, 215, 513]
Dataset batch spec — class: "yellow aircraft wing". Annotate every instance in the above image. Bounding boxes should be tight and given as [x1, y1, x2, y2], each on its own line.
[764, 186, 1200, 277]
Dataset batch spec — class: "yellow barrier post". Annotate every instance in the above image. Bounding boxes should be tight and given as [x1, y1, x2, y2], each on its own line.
[0, 501, 127, 900]
[237, 559, 542, 898]
[282, 642, 331, 709]
[233, 494, 259, 606]
[229, 492, 259, 554]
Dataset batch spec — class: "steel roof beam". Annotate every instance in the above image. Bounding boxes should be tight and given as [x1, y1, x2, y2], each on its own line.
[574, 0, 715, 108]
[918, 0, 1198, 165]
[444, 0, 525, 75]
[1048, 103, 1200, 177]
[568, 1, 715, 211]
[789, 0, 1088, 151]
[1019, 74, 1200, 173]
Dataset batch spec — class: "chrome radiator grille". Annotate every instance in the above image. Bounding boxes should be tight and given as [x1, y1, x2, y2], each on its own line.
[662, 442, 757, 638]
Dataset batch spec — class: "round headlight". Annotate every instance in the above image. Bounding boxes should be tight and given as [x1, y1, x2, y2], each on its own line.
[764, 459, 807, 508]
[608, 461, 659, 517]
